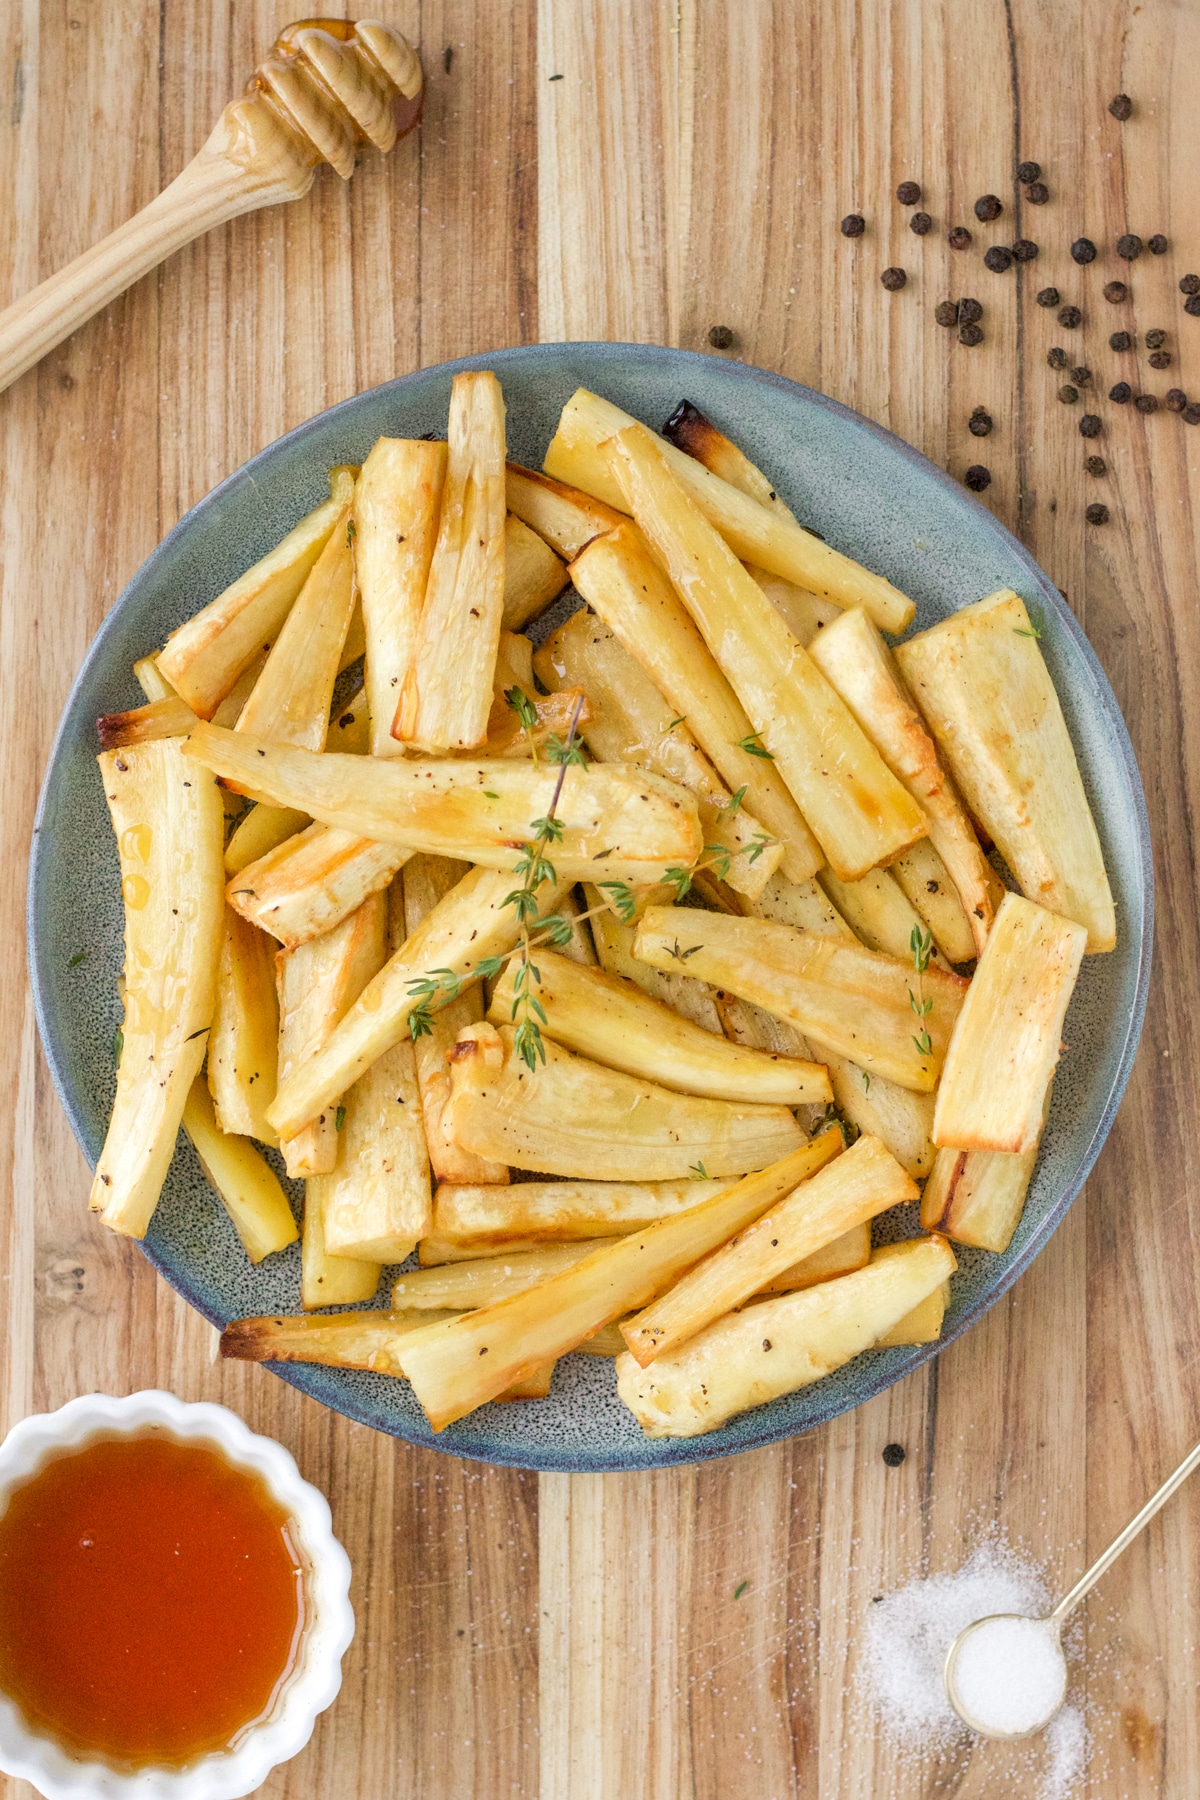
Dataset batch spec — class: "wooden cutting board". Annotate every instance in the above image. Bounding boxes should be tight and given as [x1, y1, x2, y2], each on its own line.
[1, 4, 1197, 1795]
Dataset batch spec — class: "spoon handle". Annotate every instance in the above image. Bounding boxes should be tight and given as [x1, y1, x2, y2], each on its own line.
[1050, 1436, 1200, 1624]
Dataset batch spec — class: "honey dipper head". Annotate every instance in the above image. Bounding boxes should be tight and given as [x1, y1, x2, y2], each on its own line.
[249, 20, 424, 179]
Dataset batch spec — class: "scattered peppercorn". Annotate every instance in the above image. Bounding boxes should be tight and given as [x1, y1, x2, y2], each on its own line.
[958, 298, 983, 323]
[1184, 403, 1200, 424]
[948, 225, 973, 250]
[1144, 328, 1167, 348]
[1109, 330, 1133, 351]
[896, 180, 922, 205]
[958, 322, 984, 346]
[708, 325, 735, 348]
[1079, 414, 1102, 437]
[1085, 455, 1107, 475]
[1181, 274, 1200, 295]
[1071, 238, 1096, 264]
[1012, 239, 1039, 262]
[1165, 389, 1187, 413]
[1048, 346, 1069, 369]
[1148, 235, 1168, 255]
[1116, 233, 1143, 260]
[910, 212, 933, 237]
[1026, 182, 1050, 205]
[1186, 295, 1200, 317]
[1104, 280, 1129, 303]
[1037, 286, 1060, 308]
[1108, 93, 1133, 120]
[1058, 305, 1082, 328]
[964, 465, 991, 491]
[1016, 160, 1041, 185]
[1058, 384, 1079, 404]
[882, 1443, 907, 1467]
[1072, 366, 1092, 385]
[841, 213, 866, 238]
[984, 245, 1012, 273]
[1135, 393, 1159, 414]
[934, 300, 959, 327]
[968, 409, 993, 436]
[1109, 381, 1132, 402]
[1086, 502, 1110, 524]
[974, 194, 1003, 222]
[881, 267, 907, 290]
[1149, 350, 1172, 369]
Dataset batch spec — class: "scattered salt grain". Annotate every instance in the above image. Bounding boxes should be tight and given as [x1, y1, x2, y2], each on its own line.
[949, 1614, 1067, 1734]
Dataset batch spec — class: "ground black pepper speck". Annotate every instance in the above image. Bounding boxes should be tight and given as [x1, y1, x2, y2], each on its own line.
[1079, 414, 1102, 437]
[1104, 280, 1129, 303]
[1109, 93, 1133, 120]
[948, 225, 972, 250]
[1037, 286, 1060, 308]
[910, 211, 932, 236]
[1058, 304, 1082, 328]
[841, 214, 866, 238]
[896, 180, 922, 205]
[1109, 330, 1133, 351]
[1026, 182, 1050, 205]
[1071, 238, 1097, 265]
[1016, 160, 1041, 185]
[1116, 233, 1143, 260]
[1109, 381, 1133, 403]
[974, 194, 1003, 221]
[1086, 502, 1110, 523]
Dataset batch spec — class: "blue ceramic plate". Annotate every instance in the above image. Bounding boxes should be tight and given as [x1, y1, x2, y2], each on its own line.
[28, 344, 1152, 1472]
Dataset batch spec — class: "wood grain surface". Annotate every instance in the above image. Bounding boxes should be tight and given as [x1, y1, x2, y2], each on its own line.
[1, 3, 1198, 1795]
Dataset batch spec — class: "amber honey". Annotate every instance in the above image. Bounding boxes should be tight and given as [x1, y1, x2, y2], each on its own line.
[0, 1430, 305, 1768]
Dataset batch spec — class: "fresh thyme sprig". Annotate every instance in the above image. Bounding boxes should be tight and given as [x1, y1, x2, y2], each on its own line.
[909, 923, 934, 1058]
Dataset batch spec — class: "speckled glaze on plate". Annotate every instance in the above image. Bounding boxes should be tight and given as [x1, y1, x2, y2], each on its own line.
[28, 344, 1152, 1473]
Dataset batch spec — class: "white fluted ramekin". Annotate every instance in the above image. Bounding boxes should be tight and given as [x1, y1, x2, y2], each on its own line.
[0, 1390, 354, 1800]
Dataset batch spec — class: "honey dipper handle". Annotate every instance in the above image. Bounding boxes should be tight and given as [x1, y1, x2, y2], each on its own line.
[0, 94, 319, 397]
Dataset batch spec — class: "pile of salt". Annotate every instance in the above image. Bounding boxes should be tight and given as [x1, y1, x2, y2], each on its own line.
[949, 1613, 1069, 1735]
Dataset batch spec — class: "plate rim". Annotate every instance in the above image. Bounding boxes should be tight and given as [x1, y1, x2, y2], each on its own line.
[27, 341, 1154, 1473]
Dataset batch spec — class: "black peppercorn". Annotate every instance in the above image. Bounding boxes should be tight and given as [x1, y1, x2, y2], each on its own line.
[882, 1443, 906, 1467]
[1165, 389, 1187, 413]
[1109, 330, 1133, 351]
[1048, 346, 1069, 369]
[1072, 366, 1092, 385]
[1180, 274, 1200, 295]
[1144, 328, 1167, 348]
[881, 267, 907, 291]
[910, 211, 933, 236]
[1149, 350, 1172, 369]
[1026, 182, 1050, 205]
[1058, 304, 1082, 328]
[1186, 295, 1200, 317]
[896, 180, 922, 205]
[958, 297, 983, 323]
[841, 213, 866, 238]
[1108, 93, 1133, 120]
[707, 325, 735, 348]
[984, 246, 1012, 273]
[1012, 239, 1039, 262]
[1135, 393, 1159, 413]
[934, 300, 959, 327]
[1085, 455, 1107, 475]
[958, 322, 984, 346]
[1184, 403, 1200, 425]
[968, 409, 993, 436]
[1016, 160, 1041, 184]
[1037, 286, 1060, 308]
[1086, 502, 1110, 524]
[1058, 384, 1079, 404]
[974, 194, 1003, 221]
[964, 465, 991, 491]
[948, 225, 973, 250]
[1116, 233, 1143, 260]
[1148, 235, 1168, 255]
[1079, 414, 1102, 437]
[1109, 381, 1132, 403]
[1070, 238, 1097, 264]
[1104, 280, 1129, 303]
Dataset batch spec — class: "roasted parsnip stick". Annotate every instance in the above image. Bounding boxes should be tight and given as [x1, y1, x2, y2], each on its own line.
[488, 948, 831, 1106]
[608, 426, 928, 879]
[314, 1037, 430, 1262]
[569, 522, 822, 883]
[223, 803, 310, 876]
[808, 605, 995, 953]
[890, 838, 976, 965]
[746, 567, 843, 645]
[895, 589, 1115, 952]
[97, 695, 198, 750]
[134, 656, 177, 703]
[933, 892, 1085, 1154]
[393, 1241, 614, 1310]
[623, 1134, 917, 1365]
[920, 1141, 1039, 1253]
[447, 1022, 806, 1181]
[534, 612, 783, 897]
[208, 906, 279, 1143]
[353, 437, 447, 758]
[615, 1236, 956, 1439]
[90, 742, 225, 1237]
[544, 389, 916, 632]
[661, 399, 798, 519]
[423, 1176, 726, 1255]
[505, 460, 625, 559]
[634, 906, 966, 1093]
[753, 1221, 872, 1295]
[396, 373, 507, 750]
[583, 883, 725, 1033]
[819, 866, 944, 965]
[184, 723, 702, 885]
[221, 1308, 457, 1374]
[301, 1180, 381, 1310]
[182, 1077, 297, 1263]
[227, 823, 409, 950]
[400, 1133, 841, 1429]
[158, 469, 354, 716]
[875, 1282, 950, 1347]
[501, 512, 569, 629]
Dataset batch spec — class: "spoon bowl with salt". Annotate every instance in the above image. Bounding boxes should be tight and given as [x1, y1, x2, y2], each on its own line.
[944, 1435, 1200, 1739]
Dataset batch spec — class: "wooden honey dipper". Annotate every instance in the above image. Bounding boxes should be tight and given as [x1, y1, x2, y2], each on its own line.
[0, 19, 423, 396]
